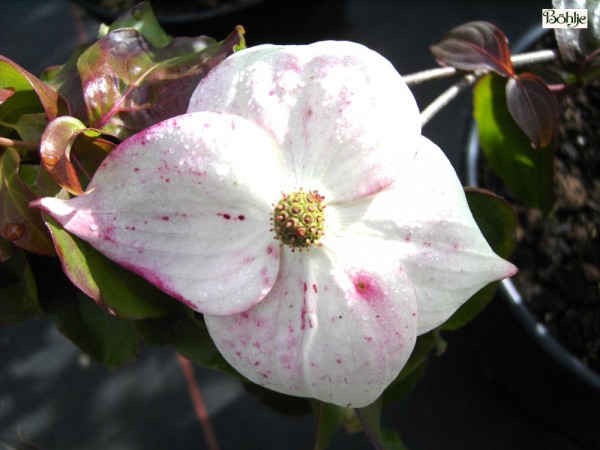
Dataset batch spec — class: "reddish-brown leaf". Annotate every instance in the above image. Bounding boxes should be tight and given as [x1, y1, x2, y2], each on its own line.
[40, 117, 114, 195]
[431, 21, 514, 77]
[505, 72, 559, 149]
[0, 55, 63, 121]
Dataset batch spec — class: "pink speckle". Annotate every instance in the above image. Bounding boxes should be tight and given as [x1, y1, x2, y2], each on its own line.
[161, 216, 170, 221]
[268, 90, 274, 96]
[134, 167, 140, 172]
[223, 213, 231, 220]
[253, 341, 261, 348]
[238, 215, 245, 221]
[351, 272, 384, 305]
[241, 311, 250, 319]
[312, 284, 318, 293]
[336, 358, 343, 364]
[267, 246, 274, 255]
[365, 336, 373, 342]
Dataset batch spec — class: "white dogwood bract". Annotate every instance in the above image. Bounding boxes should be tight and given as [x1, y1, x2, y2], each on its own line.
[34, 41, 516, 408]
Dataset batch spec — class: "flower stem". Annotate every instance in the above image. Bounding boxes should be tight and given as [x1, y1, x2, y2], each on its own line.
[420, 73, 481, 128]
[0, 136, 38, 150]
[404, 48, 559, 86]
[176, 353, 220, 450]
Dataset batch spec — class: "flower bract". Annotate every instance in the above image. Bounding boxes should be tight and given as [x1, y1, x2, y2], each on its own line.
[33, 41, 516, 408]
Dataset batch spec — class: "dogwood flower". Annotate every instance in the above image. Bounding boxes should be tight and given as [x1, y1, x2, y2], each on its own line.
[33, 41, 516, 408]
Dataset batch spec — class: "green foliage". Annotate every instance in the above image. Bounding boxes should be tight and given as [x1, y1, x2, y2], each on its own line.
[47, 290, 140, 369]
[473, 73, 555, 215]
[0, 148, 55, 255]
[442, 188, 517, 330]
[136, 313, 237, 376]
[0, 246, 41, 324]
[355, 399, 408, 450]
[45, 215, 176, 320]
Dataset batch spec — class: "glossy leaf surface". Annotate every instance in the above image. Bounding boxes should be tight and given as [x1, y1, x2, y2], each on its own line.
[40, 116, 114, 195]
[78, 26, 244, 139]
[506, 72, 559, 149]
[474, 73, 554, 214]
[431, 21, 514, 76]
[552, 0, 600, 67]
[0, 55, 62, 121]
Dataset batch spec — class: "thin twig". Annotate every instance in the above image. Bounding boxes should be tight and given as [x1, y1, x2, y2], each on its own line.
[0, 136, 38, 150]
[420, 73, 480, 127]
[404, 48, 559, 86]
[176, 353, 220, 450]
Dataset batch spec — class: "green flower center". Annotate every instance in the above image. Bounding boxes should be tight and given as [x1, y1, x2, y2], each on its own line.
[271, 189, 325, 250]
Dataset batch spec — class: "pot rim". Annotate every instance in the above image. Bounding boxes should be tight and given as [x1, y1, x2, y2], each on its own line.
[465, 24, 600, 392]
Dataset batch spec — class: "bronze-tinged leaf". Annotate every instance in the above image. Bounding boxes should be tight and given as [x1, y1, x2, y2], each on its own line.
[506, 72, 559, 149]
[0, 88, 15, 104]
[0, 55, 63, 121]
[0, 148, 55, 256]
[431, 21, 514, 77]
[39, 116, 114, 195]
[78, 26, 245, 140]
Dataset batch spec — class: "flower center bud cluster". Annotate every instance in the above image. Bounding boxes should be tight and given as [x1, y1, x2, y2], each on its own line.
[271, 190, 325, 250]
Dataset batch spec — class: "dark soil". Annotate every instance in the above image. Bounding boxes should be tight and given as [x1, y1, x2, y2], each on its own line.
[483, 79, 600, 375]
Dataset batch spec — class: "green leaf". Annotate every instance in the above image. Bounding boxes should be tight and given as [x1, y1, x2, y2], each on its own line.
[0, 55, 62, 121]
[104, 1, 172, 48]
[0, 148, 55, 256]
[45, 215, 175, 320]
[0, 246, 41, 324]
[473, 73, 555, 214]
[355, 398, 408, 450]
[383, 331, 438, 404]
[136, 313, 237, 376]
[0, 112, 47, 143]
[243, 382, 312, 416]
[78, 26, 245, 139]
[47, 290, 140, 369]
[314, 403, 354, 450]
[442, 187, 517, 330]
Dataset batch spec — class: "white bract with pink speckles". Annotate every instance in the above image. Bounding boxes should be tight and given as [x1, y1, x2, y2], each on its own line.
[34, 41, 516, 407]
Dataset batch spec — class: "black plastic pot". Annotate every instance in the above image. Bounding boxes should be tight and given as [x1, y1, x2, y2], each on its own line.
[466, 26, 600, 447]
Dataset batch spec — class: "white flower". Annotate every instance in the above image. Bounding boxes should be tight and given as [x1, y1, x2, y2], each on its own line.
[34, 41, 516, 408]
